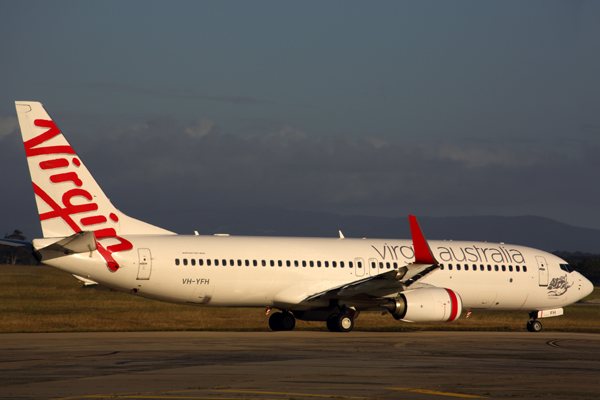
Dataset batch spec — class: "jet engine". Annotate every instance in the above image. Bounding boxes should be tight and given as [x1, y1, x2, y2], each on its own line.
[387, 287, 462, 323]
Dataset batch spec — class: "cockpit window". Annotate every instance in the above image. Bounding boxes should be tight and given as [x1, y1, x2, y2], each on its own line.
[560, 263, 574, 273]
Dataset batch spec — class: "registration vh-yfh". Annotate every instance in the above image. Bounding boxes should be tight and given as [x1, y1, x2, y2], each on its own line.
[2, 101, 594, 333]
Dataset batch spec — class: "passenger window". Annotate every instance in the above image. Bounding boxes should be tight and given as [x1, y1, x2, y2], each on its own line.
[223, 259, 227, 266]
[245, 259, 249, 266]
[317, 261, 322, 267]
[302, 261, 307, 267]
[278, 260, 282, 267]
[310, 261, 314, 267]
[440, 264, 444, 270]
[487, 265, 491, 271]
[457, 264, 461, 271]
[473, 264, 477, 271]
[262, 260, 266, 267]
[393, 262, 398, 269]
[294, 260, 299, 267]
[253, 260, 257, 267]
[479, 265, 484, 271]
[371, 262, 376, 269]
[448, 264, 453, 270]
[502, 265, 506, 271]
[508, 265, 513, 272]
[348, 261, 353, 268]
[199, 259, 204, 266]
[516, 265, 520, 272]
[340, 261, 344, 268]
[523, 266, 527, 272]
[183, 259, 188, 266]
[175, 258, 180, 266]
[325, 261, 329, 267]
[207, 259, 212, 266]
[230, 259, 234, 266]
[191, 259, 196, 266]
[332, 261, 336, 267]
[214, 259, 219, 266]
[237, 259, 242, 266]
[386, 262, 391, 269]
[357, 262, 362, 269]
[494, 265, 498, 271]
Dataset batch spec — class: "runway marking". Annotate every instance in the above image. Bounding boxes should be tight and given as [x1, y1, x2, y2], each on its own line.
[389, 388, 488, 398]
[217, 389, 367, 398]
[547, 339, 562, 348]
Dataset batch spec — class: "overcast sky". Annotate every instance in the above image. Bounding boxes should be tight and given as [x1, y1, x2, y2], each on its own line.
[1, 1, 600, 238]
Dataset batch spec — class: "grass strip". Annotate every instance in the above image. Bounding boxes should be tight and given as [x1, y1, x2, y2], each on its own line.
[1, 265, 598, 333]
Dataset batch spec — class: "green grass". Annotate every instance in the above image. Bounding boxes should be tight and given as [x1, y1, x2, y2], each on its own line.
[1, 264, 598, 333]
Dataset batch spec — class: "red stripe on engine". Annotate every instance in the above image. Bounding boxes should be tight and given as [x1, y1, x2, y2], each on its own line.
[446, 288, 459, 321]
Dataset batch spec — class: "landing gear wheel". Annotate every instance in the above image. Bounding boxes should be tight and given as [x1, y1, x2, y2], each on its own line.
[526, 320, 542, 332]
[337, 314, 354, 333]
[269, 312, 284, 331]
[280, 312, 296, 331]
[269, 311, 296, 331]
[326, 313, 340, 332]
[326, 313, 354, 333]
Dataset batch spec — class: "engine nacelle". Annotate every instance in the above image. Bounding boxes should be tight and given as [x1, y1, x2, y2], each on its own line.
[390, 288, 462, 323]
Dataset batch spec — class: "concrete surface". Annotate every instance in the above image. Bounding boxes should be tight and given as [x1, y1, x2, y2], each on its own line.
[0, 331, 598, 399]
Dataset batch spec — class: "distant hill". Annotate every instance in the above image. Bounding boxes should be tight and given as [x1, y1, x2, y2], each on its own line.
[187, 208, 600, 253]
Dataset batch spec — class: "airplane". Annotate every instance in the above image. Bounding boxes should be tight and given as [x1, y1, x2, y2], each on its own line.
[1, 101, 594, 333]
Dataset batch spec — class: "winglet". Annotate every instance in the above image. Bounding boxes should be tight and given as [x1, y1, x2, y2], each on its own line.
[409, 215, 438, 265]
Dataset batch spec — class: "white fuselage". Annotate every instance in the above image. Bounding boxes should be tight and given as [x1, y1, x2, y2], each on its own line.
[40, 234, 593, 313]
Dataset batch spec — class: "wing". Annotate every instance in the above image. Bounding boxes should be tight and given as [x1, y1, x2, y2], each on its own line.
[304, 215, 439, 302]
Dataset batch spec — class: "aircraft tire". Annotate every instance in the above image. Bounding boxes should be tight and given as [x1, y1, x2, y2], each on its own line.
[526, 320, 542, 332]
[280, 312, 296, 331]
[337, 314, 354, 333]
[326, 314, 340, 332]
[269, 312, 284, 331]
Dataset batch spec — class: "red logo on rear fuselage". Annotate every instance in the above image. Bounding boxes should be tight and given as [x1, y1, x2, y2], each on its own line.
[26, 119, 132, 271]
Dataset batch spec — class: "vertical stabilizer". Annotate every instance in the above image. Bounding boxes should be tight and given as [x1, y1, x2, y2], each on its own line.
[15, 101, 174, 269]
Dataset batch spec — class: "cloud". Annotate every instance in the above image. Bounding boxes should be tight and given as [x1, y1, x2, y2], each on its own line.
[0, 116, 18, 140]
[3, 111, 598, 233]
[71, 117, 595, 216]
[185, 118, 216, 138]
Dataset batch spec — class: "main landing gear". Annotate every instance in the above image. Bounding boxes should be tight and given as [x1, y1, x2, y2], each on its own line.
[268, 308, 356, 332]
[526, 312, 542, 332]
[268, 311, 296, 331]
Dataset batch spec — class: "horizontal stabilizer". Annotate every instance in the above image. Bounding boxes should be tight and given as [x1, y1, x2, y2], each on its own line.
[41, 231, 97, 255]
[72, 274, 99, 286]
[0, 238, 33, 249]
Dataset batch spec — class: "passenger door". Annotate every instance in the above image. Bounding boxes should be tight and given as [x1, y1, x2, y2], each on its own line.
[536, 256, 548, 286]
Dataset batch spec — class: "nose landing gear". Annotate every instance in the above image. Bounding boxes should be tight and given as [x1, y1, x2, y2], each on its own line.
[526, 312, 542, 332]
